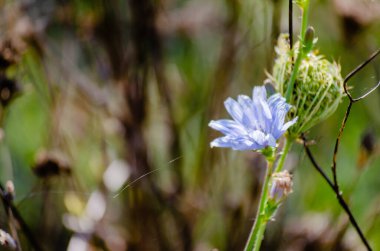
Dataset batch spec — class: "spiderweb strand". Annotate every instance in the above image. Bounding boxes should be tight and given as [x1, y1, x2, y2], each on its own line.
[113, 156, 182, 198]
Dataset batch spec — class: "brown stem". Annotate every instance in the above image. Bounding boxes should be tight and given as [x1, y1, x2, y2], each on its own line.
[302, 135, 372, 250]
[289, 0, 293, 51]
[331, 102, 352, 190]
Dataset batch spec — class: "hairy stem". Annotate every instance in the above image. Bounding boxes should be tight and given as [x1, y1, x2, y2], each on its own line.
[274, 138, 293, 173]
[244, 159, 274, 251]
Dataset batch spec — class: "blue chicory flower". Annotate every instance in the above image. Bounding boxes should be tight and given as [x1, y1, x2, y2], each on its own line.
[209, 86, 297, 151]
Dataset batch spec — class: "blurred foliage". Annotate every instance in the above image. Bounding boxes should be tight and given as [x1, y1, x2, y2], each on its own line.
[0, 0, 378, 250]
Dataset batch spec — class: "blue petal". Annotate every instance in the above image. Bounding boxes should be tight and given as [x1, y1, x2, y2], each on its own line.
[266, 134, 277, 147]
[252, 86, 267, 102]
[208, 119, 246, 136]
[230, 137, 261, 150]
[249, 130, 267, 147]
[224, 98, 244, 124]
[209, 86, 296, 151]
[268, 98, 289, 139]
[259, 98, 272, 120]
[237, 95, 260, 130]
[210, 137, 235, 148]
[268, 94, 284, 110]
[249, 130, 277, 148]
[252, 96, 270, 133]
[281, 117, 298, 132]
[210, 136, 261, 151]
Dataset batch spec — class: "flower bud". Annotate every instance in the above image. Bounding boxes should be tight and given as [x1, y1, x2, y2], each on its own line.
[303, 26, 315, 54]
[269, 170, 293, 204]
[269, 34, 344, 137]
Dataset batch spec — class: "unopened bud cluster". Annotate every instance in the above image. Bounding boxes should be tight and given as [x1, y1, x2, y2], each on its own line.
[268, 34, 344, 137]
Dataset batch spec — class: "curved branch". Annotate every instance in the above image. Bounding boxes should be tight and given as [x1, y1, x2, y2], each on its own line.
[301, 135, 372, 251]
[331, 102, 352, 190]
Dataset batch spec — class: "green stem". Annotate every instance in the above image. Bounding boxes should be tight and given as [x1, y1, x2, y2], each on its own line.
[244, 139, 294, 251]
[284, 0, 310, 102]
[274, 138, 293, 173]
[285, 50, 302, 102]
[244, 160, 274, 251]
[300, 0, 310, 39]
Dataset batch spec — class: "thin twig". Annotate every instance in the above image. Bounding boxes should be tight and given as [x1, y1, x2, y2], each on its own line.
[331, 48, 380, 199]
[301, 134, 372, 251]
[331, 102, 352, 190]
[289, 0, 293, 51]
[324, 49, 380, 251]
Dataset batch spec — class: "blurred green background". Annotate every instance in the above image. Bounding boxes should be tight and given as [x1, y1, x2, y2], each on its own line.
[0, 0, 379, 250]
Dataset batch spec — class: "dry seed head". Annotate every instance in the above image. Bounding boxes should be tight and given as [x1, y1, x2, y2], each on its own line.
[269, 34, 344, 137]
